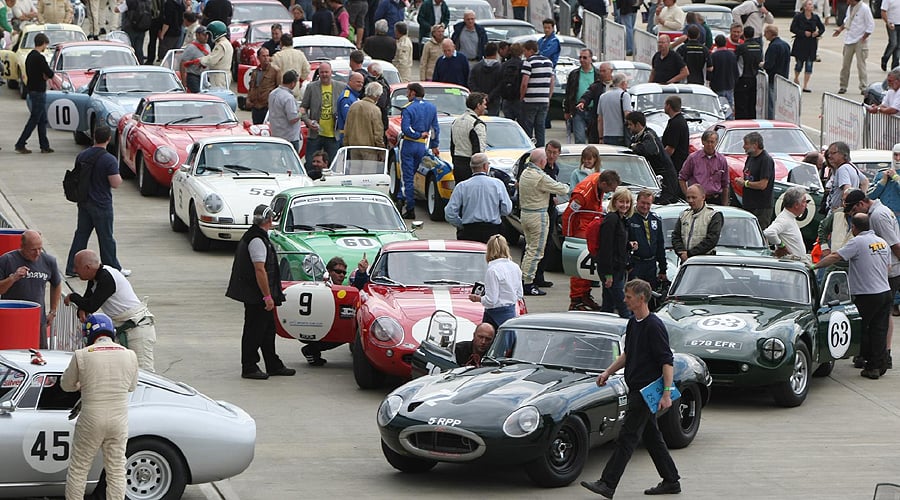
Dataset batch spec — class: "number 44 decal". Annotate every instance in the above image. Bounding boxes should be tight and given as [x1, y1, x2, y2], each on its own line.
[31, 430, 70, 461]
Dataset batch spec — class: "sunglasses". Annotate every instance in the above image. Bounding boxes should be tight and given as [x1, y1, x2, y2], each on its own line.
[332, 268, 347, 275]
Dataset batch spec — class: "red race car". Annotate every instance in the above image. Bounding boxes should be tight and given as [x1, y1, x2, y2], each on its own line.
[49, 40, 139, 91]
[352, 239, 527, 389]
[229, 0, 290, 51]
[117, 93, 253, 196]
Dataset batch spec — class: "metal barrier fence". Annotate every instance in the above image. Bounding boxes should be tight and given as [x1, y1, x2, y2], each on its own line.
[755, 70, 768, 120]
[529, 0, 554, 30]
[582, 10, 604, 60]
[603, 18, 627, 61]
[486, 0, 512, 19]
[558, 0, 572, 37]
[866, 113, 900, 150]
[633, 28, 656, 65]
[50, 302, 82, 351]
[820, 92, 866, 149]
[773, 74, 802, 124]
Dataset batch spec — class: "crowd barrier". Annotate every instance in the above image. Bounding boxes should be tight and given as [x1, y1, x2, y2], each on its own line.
[820, 92, 867, 149]
[582, 10, 603, 60]
[773, 74, 802, 124]
[529, 0, 554, 30]
[755, 70, 768, 120]
[558, 0, 572, 37]
[632, 28, 656, 65]
[865, 113, 900, 150]
[487, 0, 512, 19]
[602, 18, 627, 61]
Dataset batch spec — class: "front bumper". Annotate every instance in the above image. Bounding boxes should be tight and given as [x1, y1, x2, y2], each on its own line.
[198, 220, 251, 241]
[695, 352, 796, 388]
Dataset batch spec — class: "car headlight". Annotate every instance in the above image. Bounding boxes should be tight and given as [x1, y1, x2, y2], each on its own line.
[502, 406, 541, 438]
[377, 394, 403, 426]
[203, 193, 224, 214]
[302, 253, 325, 279]
[371, 317, 404, 346]
[761, 338, 786, 362]
[106, 111, 122, 127]
[153, 146, 179, 168]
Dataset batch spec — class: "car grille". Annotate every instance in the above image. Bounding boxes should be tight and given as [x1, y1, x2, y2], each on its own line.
[399, 425, 486, 461]
[704, 359, 741, 375]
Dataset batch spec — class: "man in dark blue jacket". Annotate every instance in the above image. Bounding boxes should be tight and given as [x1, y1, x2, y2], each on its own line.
[373, 0, 404, 33]
[451, 10, 488, 62]
[763, 24, 790, 119]
[627, 190, 667, 292]
[432, 38, 469, 86]
[399, 83, 440, 219]
[416, 0, 449, 45]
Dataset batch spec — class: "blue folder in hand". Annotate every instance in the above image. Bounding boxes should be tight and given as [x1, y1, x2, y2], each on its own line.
[640, 376, 681, 414]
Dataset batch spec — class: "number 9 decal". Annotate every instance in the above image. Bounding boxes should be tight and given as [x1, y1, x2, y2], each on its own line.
[277, 283, 336, 340]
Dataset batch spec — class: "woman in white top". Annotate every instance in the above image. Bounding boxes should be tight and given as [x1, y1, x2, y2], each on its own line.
[469, 234, 523, 329]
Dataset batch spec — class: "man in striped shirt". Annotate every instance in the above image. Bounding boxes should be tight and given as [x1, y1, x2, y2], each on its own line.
[518, 39, 554, 147]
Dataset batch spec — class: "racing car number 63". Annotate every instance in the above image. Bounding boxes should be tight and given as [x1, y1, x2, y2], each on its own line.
[827, 311, 852, 359]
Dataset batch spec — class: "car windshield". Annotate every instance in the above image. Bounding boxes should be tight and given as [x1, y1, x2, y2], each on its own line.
[331, 148, 387, 175]
[233, 3, 290, 22]
[389, 87, 469, 116]
[692, 10, 734, 30]
[141, 100, 235, 125]
[559, 41, 586, 61]
[0, 362, 27, 404]
[298, 44, 353, 61]
[634, 92, 722, 116]
[438, 120, 532, 150]
[58, 47, 136, 70]
[489, 328, 621, 371]
[671, 264, 810, 303]
[96, 71, 181, 93]
[22, 29, 86, 49]
[447, 2, 493, 21]
[619, 67, 651, 85]
[249, 23, 288, 43]
[196, 142, 304, 175]
[718, 128, 815, 155]
[370, 250, 486, 285]
[784, 161, 824, 191]
[484, 24, 537, 40]
[661, 213, 766, 249]
[855, 160, 892, 182]
[556, 154, 659, 194]
[285, 193, 406, 231]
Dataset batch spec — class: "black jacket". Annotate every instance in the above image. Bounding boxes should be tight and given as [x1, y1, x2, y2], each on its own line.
[226, 224, 285, 306]
[597, 212, 630, 278]
[202, 0, 232, 25]
[630, 128, 681, 203]
[363, 34, 397, 62]
[468, 59, 503, 106]
[564, 66, 601, 114]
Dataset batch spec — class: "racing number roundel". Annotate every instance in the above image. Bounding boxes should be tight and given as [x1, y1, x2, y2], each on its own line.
[278, 283, 336, 341]
[336, 237, 377, 250]
[697, 315, 747, 331]
[22, 420, 75, 474]
[775, 191, 816, 228]
[827, 310, 852, 359]
[47, 98, 80, 131]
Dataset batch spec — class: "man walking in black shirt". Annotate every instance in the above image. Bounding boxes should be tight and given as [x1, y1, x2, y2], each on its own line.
[735, 131, 775, 228]
[662, 96, 690, 173]
[734, 26, 763, 119]
[15, 33, 54, 154]
[708, 35, 738, 119]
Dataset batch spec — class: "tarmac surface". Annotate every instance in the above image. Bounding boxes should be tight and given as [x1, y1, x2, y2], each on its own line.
[0, 5, 899, 499]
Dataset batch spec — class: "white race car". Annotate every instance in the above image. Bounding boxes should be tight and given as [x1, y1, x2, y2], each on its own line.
[630, 83, 730, 137]
[169, 136, 314, 251]
[0, 350, 255, 500]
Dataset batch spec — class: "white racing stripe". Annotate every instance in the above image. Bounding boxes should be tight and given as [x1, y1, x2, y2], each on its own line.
[432, 287, 453, 315]
[428, 240, 446, 251]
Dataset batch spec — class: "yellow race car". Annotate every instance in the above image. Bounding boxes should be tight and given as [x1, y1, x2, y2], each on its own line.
[0, 23, 86, 98]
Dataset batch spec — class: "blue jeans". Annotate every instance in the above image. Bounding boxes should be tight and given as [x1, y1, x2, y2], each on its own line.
[570, 108, 594, 144]
[620, 12, 636, 54]
[66, 202, 121, 274]
[502, 99, 521, 123]
[16, 91, 49, 151]
[519, 102, 549, 147]
[483, 304, 516, 329]
[125, 28, 145, 64]
[304, 135, 338, 170]
[883, 24, 900, 70]
[601, 271, 632, 319]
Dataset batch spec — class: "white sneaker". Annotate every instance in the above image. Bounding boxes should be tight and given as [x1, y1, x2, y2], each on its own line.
[120, 268, 132, 277]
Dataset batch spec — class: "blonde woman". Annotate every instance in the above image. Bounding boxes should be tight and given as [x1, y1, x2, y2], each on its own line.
[469, 234, 523, 328]
[569, 145, 601, 193]
[598, 187, 634, 318]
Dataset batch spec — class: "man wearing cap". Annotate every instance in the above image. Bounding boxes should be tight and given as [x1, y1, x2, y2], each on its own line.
[444, 153, 512, 243]
[179, 25, 209, 93]
[61, 312, 138, 500]
[0, 230, 62, 349]
[814, 213, 892, 379]
[226, 205, 296, 380]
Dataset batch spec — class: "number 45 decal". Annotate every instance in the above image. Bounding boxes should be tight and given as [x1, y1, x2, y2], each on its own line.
[31, 430, 70, 461]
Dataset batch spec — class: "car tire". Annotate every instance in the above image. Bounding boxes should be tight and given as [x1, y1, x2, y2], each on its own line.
[117, 139, 135, 179]
[381, 439, 436, 473]
[74, 130, 92, 146]
[6, 77, 18, 90]
[188, 204, 211, 252]
[658, 383, 702, 449]
[18, 77, 25, 99]
[352, 330, 385, 389]
[388, 151, 401, 200]
[169, 193, 187, 232]
[501, 219, 521, 247]
[771, 342, 810, 407]
[524, 415, 589, 488]
[123, 438, 188, 500]
[138, 153, 161, 196]
[813, 360, 834, 377]
[426, 175, 445, 222]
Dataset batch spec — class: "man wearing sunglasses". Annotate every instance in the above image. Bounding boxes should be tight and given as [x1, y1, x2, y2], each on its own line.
[564, 49, 602, 144]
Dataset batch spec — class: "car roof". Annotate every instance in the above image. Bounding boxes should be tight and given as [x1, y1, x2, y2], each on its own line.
[279, 185, 393, 197]
[22, 23, 83, 32]
[714, 120, 801, 130]
[850, 149, 893, 162]
[98, 65, 176, 74]
[602, 60, 653, 70]
[232, 0, 284, 4]
[1, 349, 73, 372]
[248, 18, 292, 27]
[294, 35, 356, 47]
[142, 93, 227, 103]
[682, 254, 811, 271]
[479, 19, 535, 27]
[56, 40, 131, 50]
[508, 34, 586, 45]
[654, 203, 758, 219]
[436, 115, 518, 125]
[682, 4, 732, 12]
[555, 143, 634, 155]
[195, 136, 292, 146]
[500, 311, 628, 336]
[389, 81, 468, 92]
[330, 58, 398, 72]
[631, 83, 718, 97]
[381, 239, 486, 252]
[446, 0, 491, 5]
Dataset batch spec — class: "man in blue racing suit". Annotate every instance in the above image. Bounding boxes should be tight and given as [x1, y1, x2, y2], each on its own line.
[398, 82, 440, 220]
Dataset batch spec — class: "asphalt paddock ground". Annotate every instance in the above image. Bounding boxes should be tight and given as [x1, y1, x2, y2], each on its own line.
[1, 7, 900, 498]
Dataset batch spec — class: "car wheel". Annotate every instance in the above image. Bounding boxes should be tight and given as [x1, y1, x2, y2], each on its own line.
[524, 415, 589, 488]
[169, 193, 187, 232]
[658, 383, 702, 449]
[74, 130, 92, 146]
[388, 152, 401, 200]
[813, 360, 834, 377]
[425, 175, 446, 222]
[352, 330, 385, 389]
[123, 438, 188, 500]
[138, 153, 161, 196]
[6, 77, 18, 90]
[771, 342, 810, 407]
[381, 439, 436, 473]
[188, 204, 211, 252]
[18, 77, 25, 99]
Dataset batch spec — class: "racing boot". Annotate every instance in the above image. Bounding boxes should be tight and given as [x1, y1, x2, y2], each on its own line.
[301, 345, 327, 366]
[582, 293, 603, 311]
[569, 298, 592, 311]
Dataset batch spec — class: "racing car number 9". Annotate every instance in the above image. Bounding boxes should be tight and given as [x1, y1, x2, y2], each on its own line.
[278, 283, 336, 341]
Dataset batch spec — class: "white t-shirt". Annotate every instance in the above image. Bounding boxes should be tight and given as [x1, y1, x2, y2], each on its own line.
[882, 88, 900, 115]
[764, 209, 810, 264]
[882, 0, 900, 25]
[248, 238, 267, 263]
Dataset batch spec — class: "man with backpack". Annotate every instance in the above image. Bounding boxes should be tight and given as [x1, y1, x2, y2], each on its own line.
[122, 0, 152, 64]
[65, 126, 130, 278]
[499, 42, 524, 122]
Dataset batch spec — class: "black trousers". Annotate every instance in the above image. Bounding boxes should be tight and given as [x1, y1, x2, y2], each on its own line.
[241, 303, 286, 374]
[452, 156, 473, 184]
[303, 341, 343, 356]
[734, 78, 757, 120]
[251, 107, 268, 125]
[457, 222, 501, 243]
[600, 391, 680, 489]
[855, 291, 892, 370]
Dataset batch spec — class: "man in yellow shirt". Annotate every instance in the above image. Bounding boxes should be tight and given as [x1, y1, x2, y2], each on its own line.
[300, 62, 346, 168]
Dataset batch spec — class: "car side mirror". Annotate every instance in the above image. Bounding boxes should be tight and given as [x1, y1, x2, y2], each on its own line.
[411, 221, 424, 230]
[0, 400, 15, 414]
[61, 81, 72, 91]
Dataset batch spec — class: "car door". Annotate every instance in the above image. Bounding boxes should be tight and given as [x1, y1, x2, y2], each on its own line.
[815, 271, 862, 363]
[317, 147, 391, 194]
[200, 70, 238, 110]
[45, 87, 92, 132]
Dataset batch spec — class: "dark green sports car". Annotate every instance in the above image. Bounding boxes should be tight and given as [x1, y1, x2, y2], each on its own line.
[658, 255, 862, 407]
